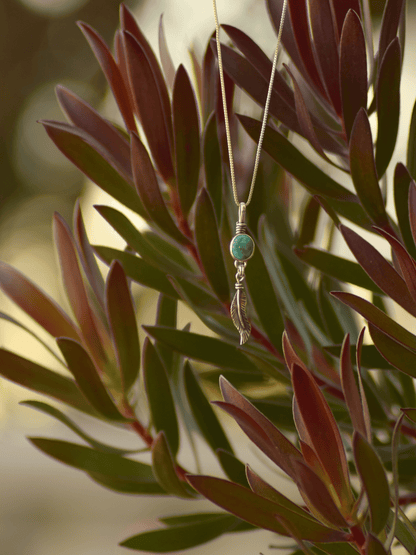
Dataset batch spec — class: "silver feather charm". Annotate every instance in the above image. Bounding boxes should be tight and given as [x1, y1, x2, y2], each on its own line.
[230, 283, 251, 345]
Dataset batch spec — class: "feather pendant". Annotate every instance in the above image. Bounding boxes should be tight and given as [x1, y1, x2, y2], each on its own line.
[230, 286, 251, 345]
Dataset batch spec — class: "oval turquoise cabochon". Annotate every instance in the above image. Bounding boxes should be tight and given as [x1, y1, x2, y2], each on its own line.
[230, 234, 255, 261]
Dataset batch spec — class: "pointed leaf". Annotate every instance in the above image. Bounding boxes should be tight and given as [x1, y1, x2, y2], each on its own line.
[130, 132, 189, 245]
[203, 113, 223, 221]
[77, 22, 135, 132]
[349, 109, 388, 227]
[158, 14, 175, 89]
[292, 364, 353, 511]
[294, 247, 383, 294]
[151, 432, 192, 497]
[120, 514, 239, 552]
[173, 65, 200, 217]
[375, 38, 401, 177]
[0, 349, 96, 416]
[106, 261, 140, 392]
[340, 335, 367, 437]
[143, 327, 257, 372]
[0, 261, 79, 340]
[29, 437, 164, 493]
[54, 213, 107, 365]
[332, 291, 416, 351]
[340, 10, 367, 142]
[194, 188, 229, 303]
[340, 225, 416, 317]
[409, 182, 416, 249]
[154, 294, 178, 375]
[365, 534, 389, 555]
[21, 400, 138, 455]
[394, 164, 416, 259]
[368, 323, 416, 378]
[93, 246, 180, 299]
[184, 361, 233, 454]
[42, 121, 146, 217]
[57, 338, 125, 421]
[216, 449, 247, 487]
[122, 30, 174, 182]
[143, 338, 179, 455]
[353, 431, 390, 534]
[378, 0, 405, 68]
[186, 475, 347, 542]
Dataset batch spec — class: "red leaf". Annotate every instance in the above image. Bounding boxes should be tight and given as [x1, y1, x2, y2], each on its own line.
[356, 328, 372, 443]
[340, 334, 367, 437]
[77, 22, 135, 133]
[158, 14, 175, 90]
[408, 182, 416, 247]
[292, 364, 353, 512]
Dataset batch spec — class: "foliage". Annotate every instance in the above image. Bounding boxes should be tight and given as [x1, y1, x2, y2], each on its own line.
[1, 1, 416, 554]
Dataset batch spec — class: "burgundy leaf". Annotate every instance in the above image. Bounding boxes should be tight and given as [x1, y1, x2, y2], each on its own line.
[394, 164, 416, 259]
[408, 182, 416, 247]
[56, 86, 132, 181]
[375, 38, 401, 178]
[130, 132, 190, 246]
[340, 334, 367, 437]
[356, 328, 372, 443]
[331, 0, 362, 40]
[299, 440, 327, 485]
[53, 213, 108, 366]
[172, 65, 200, 217]
[122, 30, 174, 183]
[77, 22, 136, 133]
[378, 0, 405, 71]
[158, 14, 175, 90]
[368, 323, 416, 379]
[340, 10, 367, 142]
[202, 34, 217, 123]
[0, 262, 79, 341]
[349, 109, 388, 228]
[309, 0, 341, 114]
[340, 225, 416, 317]
[292, 364, 353, 512]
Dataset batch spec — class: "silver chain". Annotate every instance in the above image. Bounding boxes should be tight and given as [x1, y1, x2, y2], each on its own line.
[212, 0, 288, 206]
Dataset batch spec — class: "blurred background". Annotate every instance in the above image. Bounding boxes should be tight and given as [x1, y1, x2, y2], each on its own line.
[0, 0, 415, 553]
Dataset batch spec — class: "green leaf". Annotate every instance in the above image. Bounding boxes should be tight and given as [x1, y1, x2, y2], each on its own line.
[340, 335, 367, 438]
[21, 400, 139, 455]
[385, 413, 405, 552]
[186, 475, 347, 542]
[194, 188, 230, 303]
[216, 449, 248, 486]
[29, 437, 164, 494]
[184, 361, 233, 454]
[386, 509, 416, 554]
[95, 205, 193, 277]
[41, 121, 145, 217]
[368, 323, 416, 378]
[57, 338, 126, 421]
[130, 132, 189, 245]
[142, 230, 194, 272]
[365, 533, 389, 555]
[143, 326, 258, 372]
[407, 99, 416, 178]
[93, 246, 180, 299]
[105, 261, 140, 392]
[353, 431, 390, 534]
[296, 196, 321, 248]
[120, 514, 239, 552]
[349, 108, 388, 228]
[203, 113, 223, 221]
[151, 432, 193, 497]
[393, 164, 416, 260]
[142, 338, 179, 455]
[375, 38, 401, 177]
[294, 247, 383, 295]
[154, 294, 178, 375]
[324, 343, 392, 369]
[172, 65, 200, 216]
[0, 348, 96, 417]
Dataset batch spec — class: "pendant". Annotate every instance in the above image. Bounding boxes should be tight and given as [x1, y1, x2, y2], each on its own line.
[229, 203, 255, 345]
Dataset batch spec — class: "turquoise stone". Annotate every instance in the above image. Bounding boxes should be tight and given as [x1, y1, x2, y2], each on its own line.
[230, 234, 254, 261]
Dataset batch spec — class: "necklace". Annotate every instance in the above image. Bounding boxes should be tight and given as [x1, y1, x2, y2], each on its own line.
[212, 0, 288, 344]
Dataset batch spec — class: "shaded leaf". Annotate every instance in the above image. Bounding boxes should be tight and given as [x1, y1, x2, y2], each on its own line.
[120, 514, 239, 552]
[216, 449, 247, 487]
[184, 361, 233, 455]
[21, 400, 138, 455]
[173, 64, 200, 217]
[365, 533, 389, 554]
[203, 113, 223, 221]
[29, 437, 164, 494]
[296, 196, 321, 248]
[105, 261, 140, 392]
[394, 164, 416, 260]
[401, 408, 416, 425]
[143, 327, 257, 372]
[143, 338, 179, 456]
[0, 261, 79, 340]
[375, 38, 401, 177]
[154, 293, 178, 375]
[41, 121, 146, 218]
[194, 188, 229, 303]
[93, 246, 180, 299]
[349, 108, 388, 228]
[353, 431, 390, 534]
[77, 22, 135, 132]
[130, 132, 189, 246]
[57, 338, 125, 421]
[158, 14, 175, 89]
[0, 349, 96, 417]
[340, 335, 367, 437]
[378, 0, 405, 68]
[407, 101, 416, 178]
[186, 475, 347, 542]
[151, 432, 192, 497]
[339, 10, 367, 142]
[122, 30, 174, 182]
[368, 324, 416, 379]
